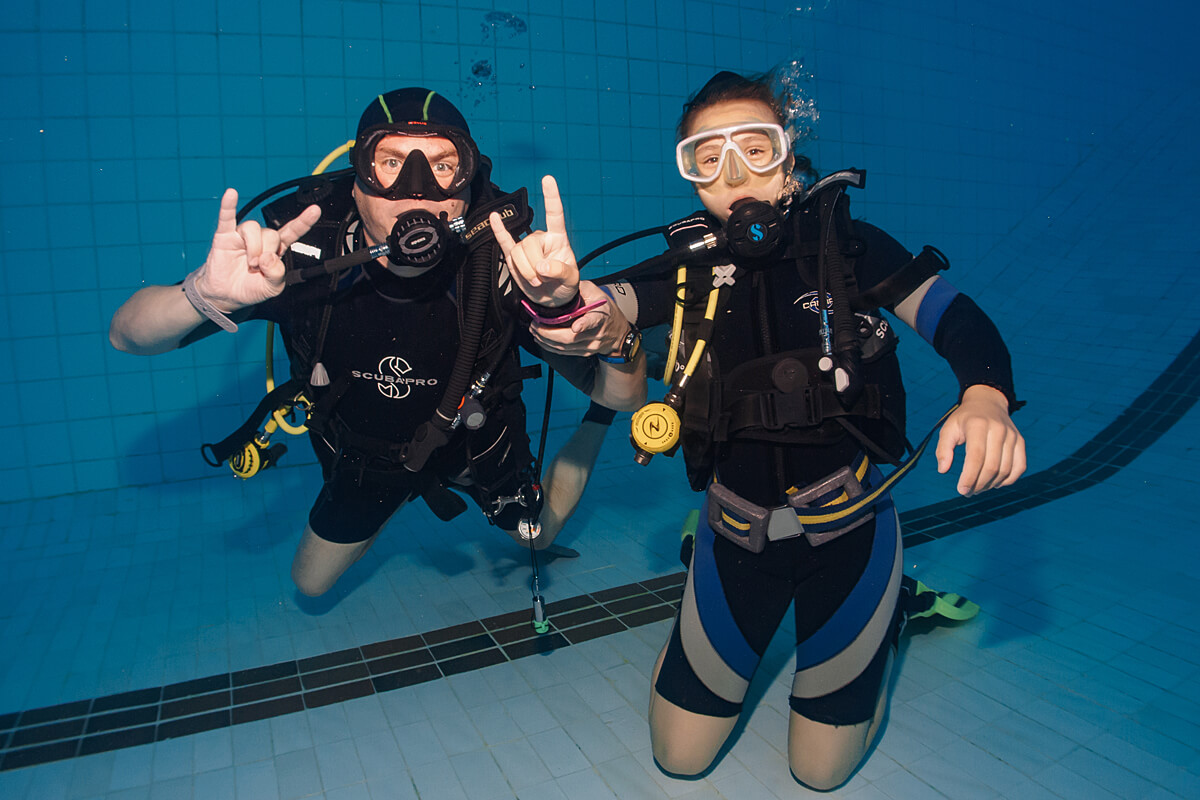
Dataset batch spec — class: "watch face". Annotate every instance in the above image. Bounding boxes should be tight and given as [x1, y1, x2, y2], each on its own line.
[599, 328, 641, 364]
[626, 330, 641, 361]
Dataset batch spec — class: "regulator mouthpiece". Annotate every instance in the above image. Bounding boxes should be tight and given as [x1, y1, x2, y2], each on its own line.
[386, 210, 459, 269]
[725, 198, 784, 260]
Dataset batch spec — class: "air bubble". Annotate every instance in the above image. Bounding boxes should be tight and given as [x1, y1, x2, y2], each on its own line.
[770, 56, 819, 148]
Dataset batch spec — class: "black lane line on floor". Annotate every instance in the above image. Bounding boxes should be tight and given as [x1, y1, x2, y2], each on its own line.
[0, 577, 685, 771]
[3, 330, 1197, 771]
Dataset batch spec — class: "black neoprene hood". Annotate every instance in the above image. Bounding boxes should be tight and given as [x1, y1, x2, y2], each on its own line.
[355, 87, 472, 138]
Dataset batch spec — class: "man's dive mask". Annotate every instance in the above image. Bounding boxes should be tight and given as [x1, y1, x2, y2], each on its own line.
[676, 122, 790, 184]
[353, 124, 480, 201]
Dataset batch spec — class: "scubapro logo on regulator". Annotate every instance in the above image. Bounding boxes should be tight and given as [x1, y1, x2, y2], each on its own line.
[351, 356, 439, 399]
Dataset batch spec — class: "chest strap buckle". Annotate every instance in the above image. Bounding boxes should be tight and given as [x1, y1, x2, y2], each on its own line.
[758, 386, 821, 431]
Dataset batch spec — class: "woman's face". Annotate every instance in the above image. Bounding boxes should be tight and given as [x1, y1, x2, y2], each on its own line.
[683, 98, 792, 223]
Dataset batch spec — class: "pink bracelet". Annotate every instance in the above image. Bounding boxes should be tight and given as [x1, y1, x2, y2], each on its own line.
[521, 295, 607, 326]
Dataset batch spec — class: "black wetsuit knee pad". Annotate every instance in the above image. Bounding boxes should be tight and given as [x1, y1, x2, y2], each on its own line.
[788, 631, 891, 725]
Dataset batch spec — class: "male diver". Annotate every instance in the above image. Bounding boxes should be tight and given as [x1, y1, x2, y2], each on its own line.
[491, 71, 1025, 789]
[109, 88, 646, 597]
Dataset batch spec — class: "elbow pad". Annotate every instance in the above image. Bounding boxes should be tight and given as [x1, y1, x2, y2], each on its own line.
[932, 294, 1022, 413]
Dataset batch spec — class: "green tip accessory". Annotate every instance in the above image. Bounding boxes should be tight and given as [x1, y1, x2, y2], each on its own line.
[531, 594, 549, 634]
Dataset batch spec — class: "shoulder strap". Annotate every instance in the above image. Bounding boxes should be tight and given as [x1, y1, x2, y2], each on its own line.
[460, 188, 534, 251]
[262, 172, 356, 239]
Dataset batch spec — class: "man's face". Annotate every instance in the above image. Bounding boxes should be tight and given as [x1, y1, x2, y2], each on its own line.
[685, 99, 792, 224]
[352, 134, 470, 251]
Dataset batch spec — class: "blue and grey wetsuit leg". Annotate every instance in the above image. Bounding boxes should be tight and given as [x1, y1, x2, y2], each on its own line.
[656, 482, 902, 725]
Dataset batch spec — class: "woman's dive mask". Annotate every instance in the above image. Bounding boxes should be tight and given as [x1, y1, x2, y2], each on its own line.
[676, 122, 790, 184]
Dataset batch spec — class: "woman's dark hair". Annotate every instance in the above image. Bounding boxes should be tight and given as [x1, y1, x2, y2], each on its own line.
[676, 71, 786, 141]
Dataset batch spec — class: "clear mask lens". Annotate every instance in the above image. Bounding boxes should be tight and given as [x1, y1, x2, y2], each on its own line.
[371, 136, 462, 191]
[354, 127, 478, 200]
[676, 123, 789, 183]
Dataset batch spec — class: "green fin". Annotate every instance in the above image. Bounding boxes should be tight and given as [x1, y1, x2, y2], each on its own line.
[903, 577, 980, 622]
[679, 509, 700, 567]
[681, 509, 700, 541]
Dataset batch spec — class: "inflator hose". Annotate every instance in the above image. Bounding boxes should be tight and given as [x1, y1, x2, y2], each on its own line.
[592, 234, 727, 286]
[818, 189, 864, 404]
[434, 240, 495, 428]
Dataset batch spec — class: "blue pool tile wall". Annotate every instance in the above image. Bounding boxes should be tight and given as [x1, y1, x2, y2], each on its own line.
[1, 0, 1199, 798]
[0, 0, 1190, 502]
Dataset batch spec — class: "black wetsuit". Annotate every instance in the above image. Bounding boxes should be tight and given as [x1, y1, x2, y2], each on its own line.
[250, 211, 595, 544]
[623, 197, 1016, 724]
